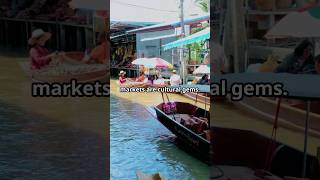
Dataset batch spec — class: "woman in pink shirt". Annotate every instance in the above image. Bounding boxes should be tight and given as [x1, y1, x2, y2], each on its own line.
[118, 70, 127, 85]
[28, 29, 60, 70]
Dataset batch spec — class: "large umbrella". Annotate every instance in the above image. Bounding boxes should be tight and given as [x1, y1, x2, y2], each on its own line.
[265, 7, 320, 38]
[132, 58, 173, 68]
[193, 65, 210, 75]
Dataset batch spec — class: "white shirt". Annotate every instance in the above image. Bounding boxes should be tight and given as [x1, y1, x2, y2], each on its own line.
[170, 74, 181, 86]
[154, 78, 165, 85]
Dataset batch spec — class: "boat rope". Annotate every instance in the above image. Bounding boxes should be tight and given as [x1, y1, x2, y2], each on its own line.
[264, 97, 281, 171]
[163, 92, 177, 121]
[194, 92, 198, 106]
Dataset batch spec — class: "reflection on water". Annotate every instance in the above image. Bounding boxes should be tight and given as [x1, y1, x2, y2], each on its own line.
[0, 101, 106, 180]
[110, 96, 209, 179]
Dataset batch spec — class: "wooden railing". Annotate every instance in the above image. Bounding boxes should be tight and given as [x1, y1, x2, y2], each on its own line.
[0, 17, 95, 53]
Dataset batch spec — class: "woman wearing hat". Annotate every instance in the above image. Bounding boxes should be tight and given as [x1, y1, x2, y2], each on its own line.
[118, 70, 127, 85]
[28, 29, 62, 70]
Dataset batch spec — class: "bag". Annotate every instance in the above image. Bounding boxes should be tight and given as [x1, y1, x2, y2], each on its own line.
[162, 102, 176, 114]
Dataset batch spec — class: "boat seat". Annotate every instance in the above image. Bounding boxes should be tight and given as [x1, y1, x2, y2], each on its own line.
[169, 114, 191, 123]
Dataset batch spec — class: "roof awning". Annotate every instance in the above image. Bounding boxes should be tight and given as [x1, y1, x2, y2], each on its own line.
[162, 27, 209, 50]
[140, 34, 178, 42]
[127, 14, 209, 34]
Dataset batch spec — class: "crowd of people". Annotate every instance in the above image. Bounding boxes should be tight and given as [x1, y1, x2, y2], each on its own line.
[118, 68, 184, 87]
[274, 40, 320, 74]
[245, 40, 320, 75]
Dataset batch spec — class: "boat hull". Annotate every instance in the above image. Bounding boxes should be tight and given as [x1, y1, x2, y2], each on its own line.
[211, 126, 319, 179]
[19, 61, 108, 83]
[154, 102, 210, 162]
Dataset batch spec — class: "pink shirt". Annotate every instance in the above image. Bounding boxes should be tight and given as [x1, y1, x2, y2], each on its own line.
[119, 76, 126, 84]
[30, 46, 51, 70]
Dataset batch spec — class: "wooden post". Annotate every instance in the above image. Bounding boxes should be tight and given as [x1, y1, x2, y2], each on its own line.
[25, 21, 29, 48]
[60, 24, 66, 50]
[230, 0, 247, 73]
[85, 27, 93, 49]
[4, 20, 9, 48]
[76, 27, 82, 51]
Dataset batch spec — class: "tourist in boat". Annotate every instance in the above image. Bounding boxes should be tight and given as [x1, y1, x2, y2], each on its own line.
[197, 74, 209, 85]
[119, 70, 127, 85]
[82, 32, 107, 64]
[28, 29, 62, 70]
[274, 40, 314, 74]
[169, 70, 181, 86]
[136, 71, 146, 82]
[154, 75, 165, 86]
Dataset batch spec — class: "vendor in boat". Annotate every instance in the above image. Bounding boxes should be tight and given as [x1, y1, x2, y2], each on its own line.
[274, 40, 314, 74]
[169, 70, 181, 86]
[28, 29, 62, 70]
[136, 71, 146, 82]
[119, 70, 127, 85]
[82, 32, 107, 64]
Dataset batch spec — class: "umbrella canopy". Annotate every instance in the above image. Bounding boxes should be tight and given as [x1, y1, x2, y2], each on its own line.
[193, 65, 210, 74]
[265, 7, 320, 38]
[132, 58, 173, 68]
[69, 0, 108, 10]
[162, 27, 210, 50]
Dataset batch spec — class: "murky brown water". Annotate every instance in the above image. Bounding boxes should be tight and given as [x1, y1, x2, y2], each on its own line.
[0, 54, 108, 179]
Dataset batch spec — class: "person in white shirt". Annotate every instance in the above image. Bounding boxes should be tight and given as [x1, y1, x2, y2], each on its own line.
[169, 70, 181, 86]
[154, 75, 165, 85]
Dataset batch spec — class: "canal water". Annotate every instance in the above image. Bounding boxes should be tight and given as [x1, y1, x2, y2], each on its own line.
[110, 96, 209, 179]
[0, 54, 107, 180]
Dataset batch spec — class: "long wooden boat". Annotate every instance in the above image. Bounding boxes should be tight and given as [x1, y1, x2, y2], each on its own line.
[19, 62, 108, 83]
[211, 126, 319, 179]
[19, 51, 108, 83]
[233, 97, 320, 137]
[154, 102, 210, 162]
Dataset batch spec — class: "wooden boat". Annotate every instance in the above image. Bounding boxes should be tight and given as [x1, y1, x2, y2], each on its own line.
[19, 51, 108, 83]
[136, 171, 166, 180]
[211, 126, 319, 179]
[232, 97, 320, 137]
[19, 62, 108, 83]
[154, 101, 210, 162]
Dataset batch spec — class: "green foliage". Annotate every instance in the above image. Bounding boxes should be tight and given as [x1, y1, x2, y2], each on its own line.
[194, 0, 209, 12]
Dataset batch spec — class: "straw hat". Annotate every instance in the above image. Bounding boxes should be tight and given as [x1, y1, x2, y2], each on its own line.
[119, 70, 126, 75]
[172, 70, 177, 73]
[28, 29, 52, 45]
